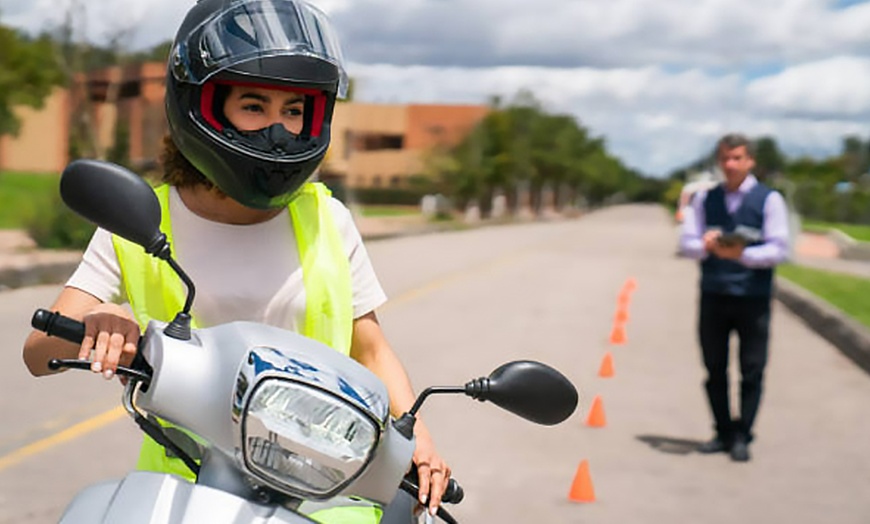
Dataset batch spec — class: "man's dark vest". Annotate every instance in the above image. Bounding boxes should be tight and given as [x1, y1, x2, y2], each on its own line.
[701, 182, 773, 297]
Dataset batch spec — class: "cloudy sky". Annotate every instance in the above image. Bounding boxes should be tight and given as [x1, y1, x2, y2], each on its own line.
[3, 0, 870, 177]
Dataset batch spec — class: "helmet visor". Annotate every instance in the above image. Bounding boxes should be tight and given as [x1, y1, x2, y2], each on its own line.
[174, 0, 348, 97]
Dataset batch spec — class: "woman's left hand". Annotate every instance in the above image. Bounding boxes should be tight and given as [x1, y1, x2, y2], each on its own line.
[346, 314, 451, 515]
[413, 430, 451, 517]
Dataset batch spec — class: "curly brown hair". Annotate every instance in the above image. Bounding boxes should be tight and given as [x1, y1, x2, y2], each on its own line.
[158, 134, 214, 190]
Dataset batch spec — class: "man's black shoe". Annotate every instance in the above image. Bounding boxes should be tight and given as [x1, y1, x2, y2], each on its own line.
[697, 437, 729, 454]
[730, 435, 751, 462]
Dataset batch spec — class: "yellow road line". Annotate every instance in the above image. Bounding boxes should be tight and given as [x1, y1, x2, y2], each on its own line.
[0, 406, 126, 472]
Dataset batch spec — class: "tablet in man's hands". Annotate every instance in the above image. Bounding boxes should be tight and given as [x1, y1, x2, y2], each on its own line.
[716, 232, 749, 247]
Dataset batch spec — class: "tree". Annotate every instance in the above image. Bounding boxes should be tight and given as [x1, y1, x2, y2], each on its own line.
[427, 89, 650, 214]
[841, 135, 869, 179]
[49, 0, 141, 161]
[130, 40, 173, 63]
[0, 25, 64, 137]
[753, 136, 785, 181]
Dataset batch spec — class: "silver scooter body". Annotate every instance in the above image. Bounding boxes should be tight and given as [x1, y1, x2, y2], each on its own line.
[58, 320, 416, 523]
[50, 158, 578, 524]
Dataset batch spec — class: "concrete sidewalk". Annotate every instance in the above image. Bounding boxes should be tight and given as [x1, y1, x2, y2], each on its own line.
[792, 232, 870, 278]
[0, 231, 81, 291]
[778, 231, 870, 373]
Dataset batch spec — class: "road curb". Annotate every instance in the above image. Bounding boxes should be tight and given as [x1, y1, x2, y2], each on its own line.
[774, 276, 870, 374]
[0, 253, 82, 292]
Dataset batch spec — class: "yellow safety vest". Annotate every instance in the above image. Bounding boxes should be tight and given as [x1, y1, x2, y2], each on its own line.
[112, 183, 378, 523]
[113, 182, 353, 351]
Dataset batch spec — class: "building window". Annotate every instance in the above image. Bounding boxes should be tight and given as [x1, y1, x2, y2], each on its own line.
[119, 80, 142, 99]
[372, 176, 383, 188]
[389, 176, 401, 188]
[356, 133, 404, 151]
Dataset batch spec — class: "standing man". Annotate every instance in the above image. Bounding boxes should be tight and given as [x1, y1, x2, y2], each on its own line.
[679, 134, 790, 462]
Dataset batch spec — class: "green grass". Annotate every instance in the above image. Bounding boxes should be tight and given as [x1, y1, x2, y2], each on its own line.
[779, 264, 870, 328]
[358, 205, 420, 217]
[0, 171, 60, 229]
[801, 219, 870, 243]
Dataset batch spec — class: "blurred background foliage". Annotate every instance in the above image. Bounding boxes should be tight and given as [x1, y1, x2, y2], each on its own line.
[3, 17, 870, 248]
[665, 134, 870, 225]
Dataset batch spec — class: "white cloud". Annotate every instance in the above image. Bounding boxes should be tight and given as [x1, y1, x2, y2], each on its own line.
[747, 56, 870, 118]
[7, 0, 870, 66]
[350, 60, 870, 175]
[3, 0, 870, 175]
[329, 0, 870, 68]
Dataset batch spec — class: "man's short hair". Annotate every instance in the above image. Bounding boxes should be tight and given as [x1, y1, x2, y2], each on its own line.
[715, 133, 755, 159]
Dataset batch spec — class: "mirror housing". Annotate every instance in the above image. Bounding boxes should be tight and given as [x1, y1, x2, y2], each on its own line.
[59, 159, 195, 340]
[60, 159, 167, 256]
[466, 360, 578, 426]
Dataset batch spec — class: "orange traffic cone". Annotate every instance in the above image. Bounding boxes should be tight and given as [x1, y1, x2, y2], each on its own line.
[614, 307, 629, 324]
[609, 323, 627, 345]
[568, 460, 596, 503]
[617, 290, 631, 306]
[598, 352, 615, 378]
[585, 395, 607, 427]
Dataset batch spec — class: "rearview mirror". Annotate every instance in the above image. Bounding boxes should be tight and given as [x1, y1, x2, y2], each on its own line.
[60, 159, 165, 254]
[468, 360, 578, 425]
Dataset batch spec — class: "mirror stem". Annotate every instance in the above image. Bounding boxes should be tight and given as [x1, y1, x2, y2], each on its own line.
[167, 257, 196, 315]
[161, 256, 196, 341]
[394, 386, 465, 440]
[148, 236, 196, 317]
[408, 386, 466, 417]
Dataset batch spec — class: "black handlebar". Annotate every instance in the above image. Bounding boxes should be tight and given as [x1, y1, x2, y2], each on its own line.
[398, 468, 463, 523]
[401, 468, 464, 505]
[33, 308, 152, 384]
[442, 479, 464, 505]
[32, 308, 85, 344]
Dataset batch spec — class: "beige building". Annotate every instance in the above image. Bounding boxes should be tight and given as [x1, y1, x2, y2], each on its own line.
[0, 87, 70, 174]
[0, 63, 488, 188]
[328, 103, 489, 188]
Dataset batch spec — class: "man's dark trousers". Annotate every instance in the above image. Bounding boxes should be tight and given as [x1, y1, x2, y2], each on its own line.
[699, 292, 770, 444]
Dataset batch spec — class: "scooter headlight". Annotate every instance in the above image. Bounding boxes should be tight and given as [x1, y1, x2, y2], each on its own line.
[242, 379, 379, 498]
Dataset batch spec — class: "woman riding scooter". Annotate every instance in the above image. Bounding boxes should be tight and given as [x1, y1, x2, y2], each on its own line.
[22, 0, 450, 520]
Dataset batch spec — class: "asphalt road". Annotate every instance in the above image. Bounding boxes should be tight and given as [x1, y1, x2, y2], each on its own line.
[1, 204, 868, 523]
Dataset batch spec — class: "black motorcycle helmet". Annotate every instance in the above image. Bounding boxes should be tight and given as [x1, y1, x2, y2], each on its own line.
[165, 0, 349, 209]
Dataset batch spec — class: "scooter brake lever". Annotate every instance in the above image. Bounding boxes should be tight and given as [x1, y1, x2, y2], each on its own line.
[48, 358, 152, 384]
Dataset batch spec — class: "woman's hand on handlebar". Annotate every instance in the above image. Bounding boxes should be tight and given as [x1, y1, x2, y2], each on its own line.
[413, 429, 452, 517]
[80, 303, 140, 380]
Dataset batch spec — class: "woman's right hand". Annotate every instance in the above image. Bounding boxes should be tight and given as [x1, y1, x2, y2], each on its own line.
[79, 303, 140, 380]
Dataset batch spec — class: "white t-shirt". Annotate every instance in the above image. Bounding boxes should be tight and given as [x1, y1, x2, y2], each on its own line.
[67, 186, 387, 330]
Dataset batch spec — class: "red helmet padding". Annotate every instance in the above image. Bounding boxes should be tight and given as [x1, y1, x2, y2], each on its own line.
[200, 82, 222, 131]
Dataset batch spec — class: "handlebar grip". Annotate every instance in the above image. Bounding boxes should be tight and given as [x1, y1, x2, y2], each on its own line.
[442, 478, 464, 505]
[400, 468, 465, 505]
[32, 309, 86, 345]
